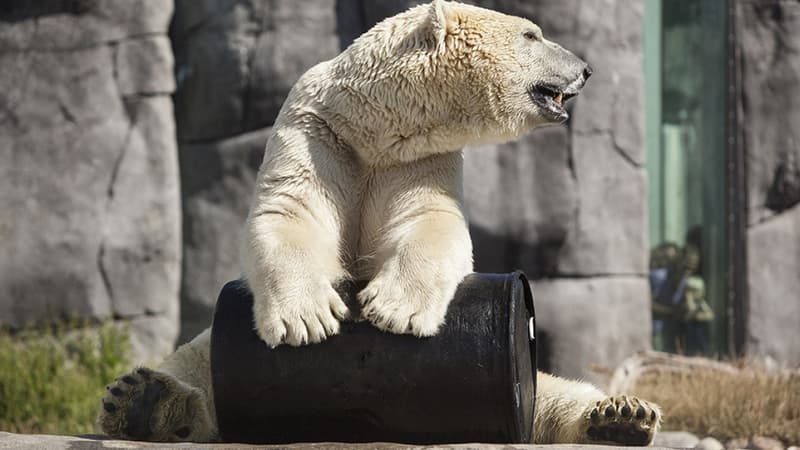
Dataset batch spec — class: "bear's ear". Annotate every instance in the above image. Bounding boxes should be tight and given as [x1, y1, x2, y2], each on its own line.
[429, 0, 457, 43]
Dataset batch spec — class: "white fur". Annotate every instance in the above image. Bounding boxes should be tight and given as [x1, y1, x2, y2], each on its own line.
[98, 4, 660, 445]
[243, 0, 585, 347]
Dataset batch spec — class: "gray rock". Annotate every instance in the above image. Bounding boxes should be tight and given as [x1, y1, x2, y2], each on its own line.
[727, 438, 750, 450]
[0, 2, 179, 361]
[0, 46, 123, 325]
[0, 431, 677, 449]
[170, 1, 257, 142]
[746, 206, 800, 366]
[359, 1, 424, 32]
[169, 0, 241, 37]
[653, 431, 700, 449]
[748, 436, 785, 450]
[532, 277, 651, 384]
[696, 437, 725, 450]
[115, 36, 176, 96]
[737, 0, 800, 225]
[0, 0, 173, 51]
[557, 132, 649, 276]
[128, 314, 179, 364]
[100, 96, 181, 322]
[725, 437, 786, 450]
[179, 128, 271, 342]
[464, 127, 576, 277]
[171, 0, 340, 142]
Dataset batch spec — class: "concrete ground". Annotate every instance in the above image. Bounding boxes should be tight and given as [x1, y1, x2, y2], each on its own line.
[0, 433, 680, 450]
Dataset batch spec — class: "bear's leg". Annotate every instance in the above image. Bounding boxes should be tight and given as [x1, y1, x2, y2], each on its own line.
[534, 371, 661, 445]
[97, 329, 218, 442]
[246, 211, 350, 347]
[244, 125, 356, 348]
[358, 152, 472, 336]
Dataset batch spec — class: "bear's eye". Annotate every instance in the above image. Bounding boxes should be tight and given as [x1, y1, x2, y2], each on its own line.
[523, 30, 541, 41]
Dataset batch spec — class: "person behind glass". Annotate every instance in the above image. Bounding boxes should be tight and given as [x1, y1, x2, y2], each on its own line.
[649, 226, 713, 355]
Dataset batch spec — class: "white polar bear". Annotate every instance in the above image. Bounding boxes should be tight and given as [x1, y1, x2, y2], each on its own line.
[98, 0, 660, 444]
[243, 0, 591, 348]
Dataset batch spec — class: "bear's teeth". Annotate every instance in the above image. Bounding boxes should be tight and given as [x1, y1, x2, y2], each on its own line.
[554, 92, 563, 105]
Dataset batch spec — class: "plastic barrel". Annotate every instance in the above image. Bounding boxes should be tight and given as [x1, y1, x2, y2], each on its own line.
[210, 271, 537, 444]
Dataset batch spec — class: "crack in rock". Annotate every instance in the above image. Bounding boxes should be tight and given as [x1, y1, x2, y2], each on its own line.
[576, 128, 643, 168]
[97, 240, 114, 311]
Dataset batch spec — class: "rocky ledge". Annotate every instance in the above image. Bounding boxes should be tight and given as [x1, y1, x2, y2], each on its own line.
[0, 432, 677, 450]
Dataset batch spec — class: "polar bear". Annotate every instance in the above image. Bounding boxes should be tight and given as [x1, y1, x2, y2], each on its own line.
[98, 0, 660, 444]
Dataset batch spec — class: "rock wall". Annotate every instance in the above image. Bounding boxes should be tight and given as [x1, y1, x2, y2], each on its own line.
[0, 0, 180, 362]
[737, 0, 800, 366]
[173, 0, 651, 382]
[462, 0, 650, 382]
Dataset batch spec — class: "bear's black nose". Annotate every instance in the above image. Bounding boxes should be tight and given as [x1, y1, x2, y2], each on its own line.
[583, 65, 593, 80]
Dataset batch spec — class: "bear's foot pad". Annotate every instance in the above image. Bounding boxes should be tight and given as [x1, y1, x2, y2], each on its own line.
[584, 396, 660, 446]
[97, 367, 198, 441]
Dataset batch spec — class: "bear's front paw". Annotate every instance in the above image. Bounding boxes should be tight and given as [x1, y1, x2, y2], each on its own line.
[582, 395, 661, 446]
[253, 279, 350, 347]
[97, 367, 215, 442]
[358, 275, 449, 337]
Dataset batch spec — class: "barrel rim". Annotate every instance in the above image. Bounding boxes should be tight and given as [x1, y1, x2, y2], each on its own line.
[505, 270, 536, 443]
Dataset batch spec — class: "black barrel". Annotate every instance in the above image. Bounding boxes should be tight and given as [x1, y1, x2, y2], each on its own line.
[210, 271, 537, 444]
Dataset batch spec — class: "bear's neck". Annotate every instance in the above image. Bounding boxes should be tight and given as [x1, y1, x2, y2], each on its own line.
[314, 65, 510, 167]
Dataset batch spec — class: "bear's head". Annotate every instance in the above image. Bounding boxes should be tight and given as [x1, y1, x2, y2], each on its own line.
[427, 0, 591, 132]
[328, 0, 592, 162]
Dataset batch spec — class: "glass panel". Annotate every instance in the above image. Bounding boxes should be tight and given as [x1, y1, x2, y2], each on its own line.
[645, 0, 728, 356]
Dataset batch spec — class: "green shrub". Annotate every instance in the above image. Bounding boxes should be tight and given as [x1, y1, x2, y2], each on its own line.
[0, 321, 131, 435]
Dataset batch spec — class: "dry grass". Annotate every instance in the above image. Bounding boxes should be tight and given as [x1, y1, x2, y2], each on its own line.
[623, 357, 800, 445]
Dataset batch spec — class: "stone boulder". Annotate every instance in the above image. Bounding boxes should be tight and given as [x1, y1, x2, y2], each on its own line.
[737, 0, 800, 225]
[170, 0, 340, 142]
[0, 1, 180, 362]
[737, 0, 800, 367]
[533, 277, 651, 384]
[464, 127, 576, 278]
[746, 206, 800, 366]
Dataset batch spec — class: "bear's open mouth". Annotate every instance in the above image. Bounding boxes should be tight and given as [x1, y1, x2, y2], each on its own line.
[528, 84, 580, 122]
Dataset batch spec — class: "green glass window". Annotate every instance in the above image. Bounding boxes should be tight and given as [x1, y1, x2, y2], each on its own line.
[644, 0, 728, 356]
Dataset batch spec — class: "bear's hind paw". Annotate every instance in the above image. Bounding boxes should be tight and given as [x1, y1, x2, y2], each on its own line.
[97, 367, 212, 442]
[582, 395, 661, 446]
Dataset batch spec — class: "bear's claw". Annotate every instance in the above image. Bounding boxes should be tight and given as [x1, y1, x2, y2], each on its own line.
[253, 280, 349, 347]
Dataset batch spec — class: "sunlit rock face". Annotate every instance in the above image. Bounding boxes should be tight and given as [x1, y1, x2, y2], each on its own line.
[0, 0, 180, 362]
[738, 0, 800, 366]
